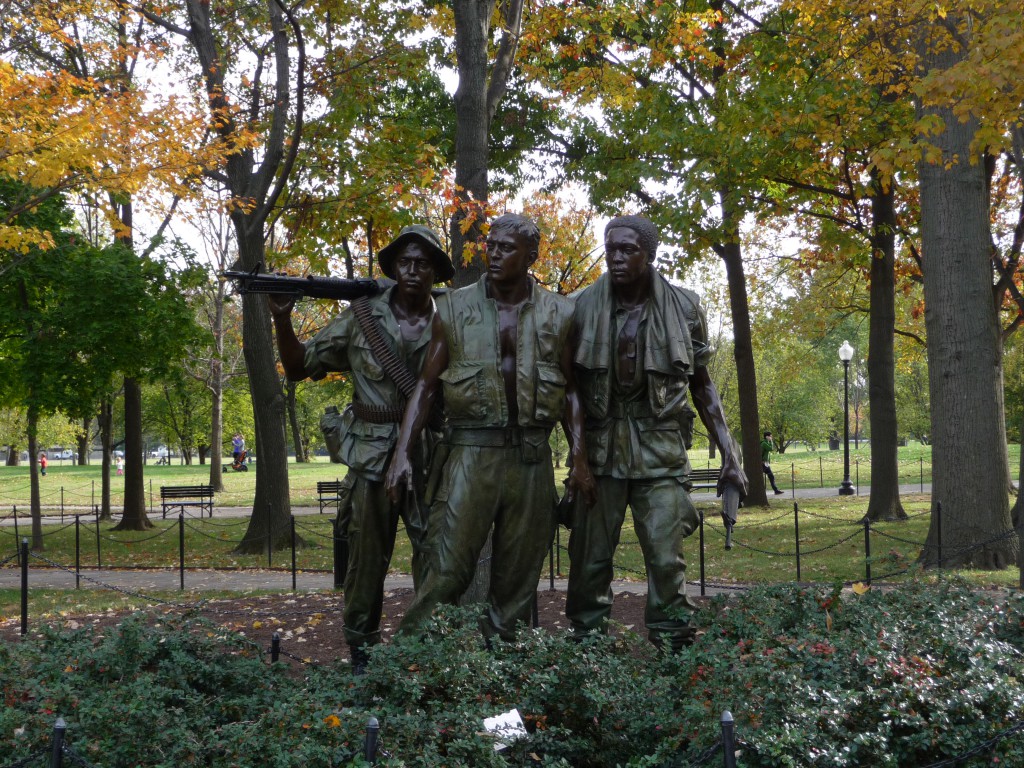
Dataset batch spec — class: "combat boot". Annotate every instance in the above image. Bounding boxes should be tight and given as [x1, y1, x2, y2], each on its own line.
[350, 645, 370, 676]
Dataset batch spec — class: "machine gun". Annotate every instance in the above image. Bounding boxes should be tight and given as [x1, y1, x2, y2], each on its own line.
[222, 266, 386, 301]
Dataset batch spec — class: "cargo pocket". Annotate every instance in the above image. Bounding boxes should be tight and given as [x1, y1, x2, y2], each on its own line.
[352, 339, 385, 382]
[320, 406, 354, 464]
[637, 417, 686, 469]
[520, 430, 551, 464]
[533, 363, 567, 423]
[439, 363, 486, 420]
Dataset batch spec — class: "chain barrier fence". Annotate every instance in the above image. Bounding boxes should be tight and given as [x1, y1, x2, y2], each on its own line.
[4, 705, 1022, 768]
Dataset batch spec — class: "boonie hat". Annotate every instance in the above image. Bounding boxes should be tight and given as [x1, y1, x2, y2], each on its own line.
[378, 225, 455, 283]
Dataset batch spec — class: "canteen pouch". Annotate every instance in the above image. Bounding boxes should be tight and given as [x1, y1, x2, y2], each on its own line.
[320, 405, 347, 464]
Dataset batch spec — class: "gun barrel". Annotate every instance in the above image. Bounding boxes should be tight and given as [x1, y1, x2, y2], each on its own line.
[222, 271, 381, 301]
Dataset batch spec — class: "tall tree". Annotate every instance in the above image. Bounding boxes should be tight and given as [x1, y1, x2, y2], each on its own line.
[3, 0, 221, 528]
[448, 0, 527, 285]
[914, 6, 1018, 568]
[522, 0, 774, 503]
[137, 0, 306, 552]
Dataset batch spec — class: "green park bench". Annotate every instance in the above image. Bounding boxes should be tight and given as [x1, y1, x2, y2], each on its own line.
[160, 484, 214, 519]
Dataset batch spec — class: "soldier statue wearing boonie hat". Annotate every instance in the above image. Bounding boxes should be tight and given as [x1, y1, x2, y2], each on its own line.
[267, 224, 453, 674]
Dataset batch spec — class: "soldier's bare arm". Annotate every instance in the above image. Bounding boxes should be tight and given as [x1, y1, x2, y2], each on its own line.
[385, 313, 449, 504]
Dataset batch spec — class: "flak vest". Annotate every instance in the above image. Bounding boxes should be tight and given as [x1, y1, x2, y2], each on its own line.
[436, 277, 574, 431]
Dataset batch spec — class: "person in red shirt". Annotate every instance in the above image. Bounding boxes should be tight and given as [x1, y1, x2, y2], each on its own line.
[39, 452, 48, 476]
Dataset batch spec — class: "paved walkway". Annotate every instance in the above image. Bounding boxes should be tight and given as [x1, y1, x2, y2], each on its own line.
[0, 483, 932, 596]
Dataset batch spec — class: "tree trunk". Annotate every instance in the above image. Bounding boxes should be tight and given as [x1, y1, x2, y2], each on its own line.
[285, 380, 307, 462]
[6, 446, 19, 467]
[917, 23, 1014, 568]
[1013, 412, 1023, 589]
[209, 360, 224, 488]
[232, 224, 293, 554]
[718, 193, 766, 506]
[208, 275, 226, 489]
[114, 377, 152, 530]
[27, 406, 43, 551]
[865, 176, 906, 522]
[77, 419, 89, 465]
[98, 398, 113, 520]
[449, 0, 494, 287]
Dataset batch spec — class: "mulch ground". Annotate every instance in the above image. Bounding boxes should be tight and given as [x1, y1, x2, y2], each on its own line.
[1, 588, 654, 671]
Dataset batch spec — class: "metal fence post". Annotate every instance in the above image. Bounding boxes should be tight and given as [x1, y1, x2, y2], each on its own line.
[364, 716, 380, 763]
[179, 513, 186, 591]
[863, 517, 872, 584]
[720, 711, 736, 768]
[920, 457, 924, 492]
[698, 510, 706, 597]
[556, 526, 561, 576]
[49, 716, 66, 768]
[94, 506, 101, 568]
[549, 537, 555, 590]
[290, 516, 297, 591]
[819, 456, 823, 488]
[855, 461, 860, 496]
[20, 538, 29, 636]
[12, 505, 19, 551]
[60, 487, 64, 522]
[74, 516, 80, 590]
[794, 503, 801, 582]
[267, 521, 273, 569]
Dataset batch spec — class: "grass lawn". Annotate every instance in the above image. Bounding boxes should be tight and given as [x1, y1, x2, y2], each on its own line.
[1, 442, 1020, 619]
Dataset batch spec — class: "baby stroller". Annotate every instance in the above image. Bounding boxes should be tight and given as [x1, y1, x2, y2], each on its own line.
[224, 449, 249, 472]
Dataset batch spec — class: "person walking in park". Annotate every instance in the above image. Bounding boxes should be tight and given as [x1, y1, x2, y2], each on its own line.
[565, 214, 747, 652]
[231, 432, 245, 464]
[386, 213, 596, 643]
[268, 224, 454, 674]
[38, 451, 47, 476]
[761, 430, 784, 494]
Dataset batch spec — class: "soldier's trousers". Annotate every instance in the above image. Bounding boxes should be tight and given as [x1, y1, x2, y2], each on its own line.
[343, 474, 428, 648]
[566, 475, 699, 646]
[398, 442, 556, 640]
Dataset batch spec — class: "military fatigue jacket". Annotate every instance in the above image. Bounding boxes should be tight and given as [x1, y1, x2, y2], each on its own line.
[436, 276, 574, 430]
[573, 271, 712, 479]
[304, 287, 433, 480]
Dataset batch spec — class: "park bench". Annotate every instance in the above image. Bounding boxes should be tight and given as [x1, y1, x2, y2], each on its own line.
[160, 484, 214, 519]
[688, 467, 722, 492]
[317, 479, 349, 515]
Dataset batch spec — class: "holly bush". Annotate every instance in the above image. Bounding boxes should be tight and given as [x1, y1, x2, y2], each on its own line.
[1, 579, 1022, 767]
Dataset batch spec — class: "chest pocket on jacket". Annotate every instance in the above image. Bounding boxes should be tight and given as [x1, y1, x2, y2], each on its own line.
[352, 339, 385, 382]
[440, 363, 486, 420]
[649, 372, 689, 418]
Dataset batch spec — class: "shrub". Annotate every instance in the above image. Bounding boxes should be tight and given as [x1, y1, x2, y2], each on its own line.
[1, 580, 1021, 767]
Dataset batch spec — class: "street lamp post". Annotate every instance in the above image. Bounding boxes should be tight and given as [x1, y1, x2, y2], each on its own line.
[838, 340, 855, 496]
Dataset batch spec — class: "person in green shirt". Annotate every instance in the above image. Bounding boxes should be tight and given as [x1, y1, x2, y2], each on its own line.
[268, 224, 454, 673]
[566, 215, 747, 651]
[386, 213, 596, 642]
[761, 431, 784, 494]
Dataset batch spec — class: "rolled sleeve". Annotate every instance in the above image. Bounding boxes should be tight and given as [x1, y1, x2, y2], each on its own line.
[304, 311, 355, 380]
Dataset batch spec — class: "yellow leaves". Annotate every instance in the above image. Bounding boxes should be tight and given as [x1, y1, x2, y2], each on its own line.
[0, 226, 55, 254]
[323, 714, 341, 728]
[852, 582, 871, 595]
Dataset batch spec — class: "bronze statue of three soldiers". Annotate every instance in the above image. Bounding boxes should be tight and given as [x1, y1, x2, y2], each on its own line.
[270, 213, 747, 670]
